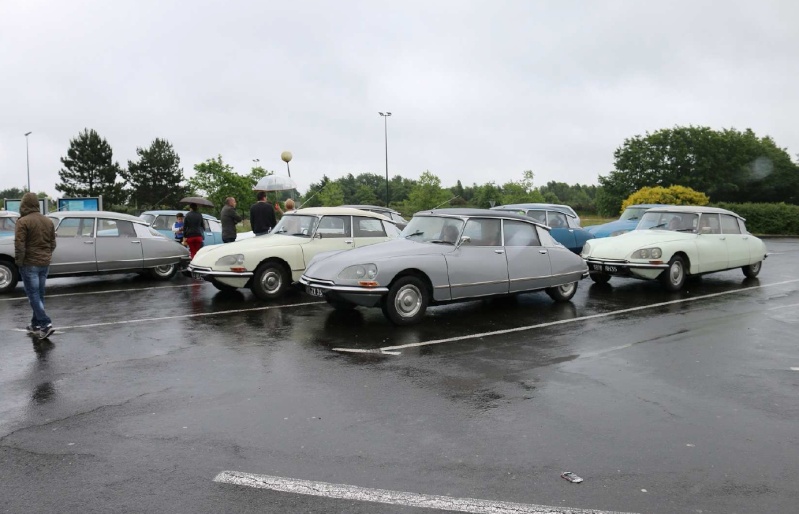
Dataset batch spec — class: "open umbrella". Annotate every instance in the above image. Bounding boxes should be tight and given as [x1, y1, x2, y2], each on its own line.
[180, 196, 214, 207]
[252, 175, 297, 192]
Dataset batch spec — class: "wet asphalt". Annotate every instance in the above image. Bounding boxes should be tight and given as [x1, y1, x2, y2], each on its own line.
[1, 238, 798, 514]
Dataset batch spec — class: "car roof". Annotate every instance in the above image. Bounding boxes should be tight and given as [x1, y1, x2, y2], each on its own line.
[0, 210, 20, 217]
[340, 204, 401, 215]
[414, 207, 543, 224]
[50, 210, 150, 224]
[140, 210, 219, 220]
[626, 204, 667, 209]
[644, 205, 742, 218]
[491, 204, 577, 218]
[292, 207, 392, 221]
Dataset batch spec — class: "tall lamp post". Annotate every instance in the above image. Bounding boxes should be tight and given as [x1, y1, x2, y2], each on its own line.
[378, 112, 391, 207]
[24, 131, 32, 192]
[281, 151, 293, 200]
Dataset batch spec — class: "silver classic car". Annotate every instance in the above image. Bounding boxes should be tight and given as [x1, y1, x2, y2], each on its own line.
[300, 208, 589, 324]
[0, 210, 190, 293]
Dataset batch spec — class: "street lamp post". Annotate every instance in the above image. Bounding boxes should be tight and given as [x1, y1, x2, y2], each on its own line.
[281, 151, 293, 200]
[378, 112, 391, 207]
[24, 132, 32, 192]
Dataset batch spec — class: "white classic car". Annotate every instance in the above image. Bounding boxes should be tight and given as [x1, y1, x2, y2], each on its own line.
[186, 207, 401, 299]
[581, 206, 767, 291]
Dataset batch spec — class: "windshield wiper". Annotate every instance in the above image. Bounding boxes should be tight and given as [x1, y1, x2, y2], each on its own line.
[649, 223, 667, 229]
[405, 230, 424, 238]
[428, 239, 454, 245]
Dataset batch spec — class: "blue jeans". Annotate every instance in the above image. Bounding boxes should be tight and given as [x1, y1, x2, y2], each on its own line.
[20, 265, 52, 328]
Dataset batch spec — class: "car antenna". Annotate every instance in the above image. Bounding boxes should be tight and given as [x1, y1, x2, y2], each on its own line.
[431, 195, 460, 210]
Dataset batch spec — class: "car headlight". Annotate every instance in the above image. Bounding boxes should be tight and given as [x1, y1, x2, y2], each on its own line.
[581, 241, 592, 257]
[631, 247, 662, 259]
[215, 254, 245, 266]
[610, 229, 630, 237]
[338, 263, 378, 280]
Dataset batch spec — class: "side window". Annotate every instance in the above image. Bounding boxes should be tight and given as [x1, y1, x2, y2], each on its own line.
[737, 218, 748, 234]
[548, 212, 568, 229]
[203, 219, 212, 232]
[463, 218, 501, 246]
[536, 226, 557, 247]
[383, 221, 401, 238]
[525, 210, 547, 224]
[698, 214, 721, 234]
[317, 216, 351, 238]
[503, 220, 540, 247]
[354, 216, 387, 237]
[152, 215, 172, 230]
[56, 217, 95, 237]
[720, 214, 741, 234]
[98, 218, 136, 237]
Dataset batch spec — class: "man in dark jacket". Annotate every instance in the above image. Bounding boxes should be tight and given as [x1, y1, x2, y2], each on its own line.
[183, 203, 205, 258]
[250, 191, 277, 236]
[14, 192, 57, 339]
[220, 197, 242, 243]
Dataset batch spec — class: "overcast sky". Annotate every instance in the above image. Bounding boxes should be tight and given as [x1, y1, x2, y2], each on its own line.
[1, 0, 797, 200]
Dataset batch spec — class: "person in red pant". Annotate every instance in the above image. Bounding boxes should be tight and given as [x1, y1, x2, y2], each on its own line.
[183, 203, 205, 258]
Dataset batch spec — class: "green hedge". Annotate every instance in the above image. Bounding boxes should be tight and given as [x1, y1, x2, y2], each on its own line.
[713, 202, 799, 235]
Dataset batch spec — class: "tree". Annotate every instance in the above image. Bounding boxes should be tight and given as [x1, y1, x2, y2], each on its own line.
[123, 138, 187, 209]
[405, 171, 450, 213]
[0, 187, 27, 199]
[188, 156, 254, 214]
[318, 182, 345, 206]
[621, 185, 710, 210]
[601, 126, 799, 214]
[56, 129, 125, 205]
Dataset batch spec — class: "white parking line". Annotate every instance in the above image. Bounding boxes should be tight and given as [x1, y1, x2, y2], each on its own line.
[8, 300, 325, 332]
[0, 283, 199, 302]
[333, 278, 799, 355]
[214, 471, 638, 514]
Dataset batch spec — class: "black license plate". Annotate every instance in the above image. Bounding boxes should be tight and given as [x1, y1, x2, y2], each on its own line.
[307, 286, 324, 297]
[604, 265, 619, 273]
[593, 264, 619, 273]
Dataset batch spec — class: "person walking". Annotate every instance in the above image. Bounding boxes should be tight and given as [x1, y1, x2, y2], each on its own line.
[220, 197, 242, 243]
[14, 192, 57, 339]
[183, 203, 205, 258]
[249, 191, 277, 236]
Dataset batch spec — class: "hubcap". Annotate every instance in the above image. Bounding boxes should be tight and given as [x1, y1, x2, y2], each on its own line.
[0, 265, 10, 288]
[669, 261, 683, 284]
[154, 264, 173, 276]
[559, 282, 576, 296]
[394, 284, 422, 318]
[261, 270, 282, 293]
[751, 262, 761, 272]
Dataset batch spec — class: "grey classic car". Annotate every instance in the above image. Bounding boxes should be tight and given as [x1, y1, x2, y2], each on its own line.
[300, 208, 589, 324]
[0, 210, 190, 293]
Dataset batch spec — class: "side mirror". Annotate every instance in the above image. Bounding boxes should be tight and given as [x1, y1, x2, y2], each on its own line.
[456, 235, 471, 248]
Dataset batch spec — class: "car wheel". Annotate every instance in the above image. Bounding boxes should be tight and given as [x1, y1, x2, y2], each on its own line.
[327, 298, 356, 311]
[590, 273, 611, 284]
[251, 262, 288, 300]
[0, 260, 19, 293]
[742, 261, 762, 278]
[211, 279, 237, 291]
[149, 263, 177, 280]
[383, 276, 428, 325]
[660, 255, 686, 291]
[546, 281, 578, 302]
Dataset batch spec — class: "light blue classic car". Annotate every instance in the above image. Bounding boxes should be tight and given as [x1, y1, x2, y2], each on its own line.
[490, 203, 594, 254]
[139, 210, 224, 246]
[300, 208, 588, 325]
[584, 204, 666, 238]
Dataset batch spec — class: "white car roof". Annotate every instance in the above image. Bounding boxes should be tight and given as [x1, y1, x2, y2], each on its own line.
[644, 205, 742, 218]
[49, 210, 150, 224]
[291, 207, 392, 221]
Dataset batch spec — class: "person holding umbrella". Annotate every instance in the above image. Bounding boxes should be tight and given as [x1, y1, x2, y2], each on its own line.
[250, 191, 277, 236]
[183, 203, 205, 258]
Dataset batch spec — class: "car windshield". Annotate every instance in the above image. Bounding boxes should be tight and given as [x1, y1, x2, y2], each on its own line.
[637, 211, 699, 232]
[619, 207, 649, 221]
[140, 213, 156, 224]
[401, 216, 465, 244]
[272, 214, 319, 236]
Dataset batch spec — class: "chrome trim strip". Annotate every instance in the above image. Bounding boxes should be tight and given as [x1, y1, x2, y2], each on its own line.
[188, 265, 253, 278]
[449, 279, 507, 288]
[585, 259, 668, 270]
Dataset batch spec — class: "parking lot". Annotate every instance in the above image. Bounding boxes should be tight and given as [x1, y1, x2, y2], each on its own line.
[1, 238, 798, 513]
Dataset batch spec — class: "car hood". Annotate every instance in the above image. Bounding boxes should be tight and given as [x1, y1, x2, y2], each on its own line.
[305, 238, 450, 278]
[584, 230, 696, 258]
[585, 219, 634, 236]
[192, 234, 307, 262]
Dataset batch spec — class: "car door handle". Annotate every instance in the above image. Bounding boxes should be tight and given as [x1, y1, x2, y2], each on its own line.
[130, 241, 141, 244]
[568, 229, 574, 232]
[539, 249, 548, 254]
[494, 249, 505, 254]
[83, 241, 94, 244]
[345, 239, 353, 245]
[720, 237, 726, 240]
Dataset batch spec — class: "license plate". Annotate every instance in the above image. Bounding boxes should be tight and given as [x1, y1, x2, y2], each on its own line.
[604, 265, 618, 273]
[307, 286, 324, 297]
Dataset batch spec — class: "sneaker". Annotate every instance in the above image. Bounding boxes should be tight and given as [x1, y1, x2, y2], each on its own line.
[26, 325, 37, 334]
[37, 326, 55, 339]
